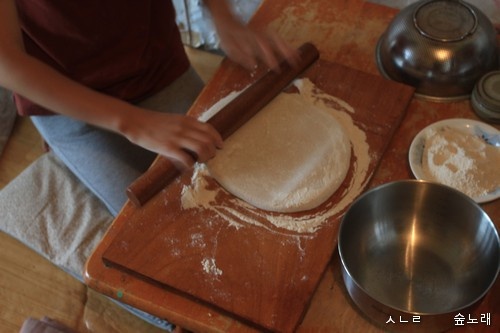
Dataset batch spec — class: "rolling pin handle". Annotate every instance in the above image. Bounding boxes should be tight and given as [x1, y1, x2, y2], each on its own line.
[126, 157, 180, 207]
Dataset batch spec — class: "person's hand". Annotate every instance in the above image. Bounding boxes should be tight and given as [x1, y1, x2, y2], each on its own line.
[204, 0, 300, 71]
[121, 108, 223, 169]
[216, 17, 300, 71]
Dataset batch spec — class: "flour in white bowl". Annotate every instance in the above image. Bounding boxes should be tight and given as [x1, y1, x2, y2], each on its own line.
[422, 126, 500, 198]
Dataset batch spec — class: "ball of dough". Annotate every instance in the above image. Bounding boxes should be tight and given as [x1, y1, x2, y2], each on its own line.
[207, 92, 351, 213]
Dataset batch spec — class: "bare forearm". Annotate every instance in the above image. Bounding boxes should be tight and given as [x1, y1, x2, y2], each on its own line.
[0, 49, 133, 132]
[0, 0, 134, 135]
[0, 47, 224, 167]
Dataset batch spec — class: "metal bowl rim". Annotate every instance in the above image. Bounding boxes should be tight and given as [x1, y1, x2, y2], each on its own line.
[338, 179, 500, 315]
[375, 37, 477, 102]
[375, 0, 499, 101]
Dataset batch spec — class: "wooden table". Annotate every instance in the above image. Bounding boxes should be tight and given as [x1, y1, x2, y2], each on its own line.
[85, 1, 500, 332]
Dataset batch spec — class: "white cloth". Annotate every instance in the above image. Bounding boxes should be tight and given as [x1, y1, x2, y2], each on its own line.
[0, 152, 175, 330]
[0, 152, 112, 279]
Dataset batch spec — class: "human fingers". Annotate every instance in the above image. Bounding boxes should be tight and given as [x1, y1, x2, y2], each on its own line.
[221, 35, 259, 71]
[175, 121, 223, 164]
[143, 115, 222, 168]
[257, 32, 302, 71]
[225, 29, 282, 71]
[248, 31, 301, 72]
[157, 141, 198, 170]
[253, 33, 281, 71]
[177, 135, 218, 163]
[157, 135, 217, 170]
[268, 32, 301, 68]
[195, 119, 224, 149]
[169, 115, 223, 149]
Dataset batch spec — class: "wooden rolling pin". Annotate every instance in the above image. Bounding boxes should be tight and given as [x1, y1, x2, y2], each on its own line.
[126, 42, 320, 207]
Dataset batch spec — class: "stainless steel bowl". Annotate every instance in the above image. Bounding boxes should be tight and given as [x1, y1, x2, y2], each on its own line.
[376, 0, 499, 102]
[338, 180, 500, 332]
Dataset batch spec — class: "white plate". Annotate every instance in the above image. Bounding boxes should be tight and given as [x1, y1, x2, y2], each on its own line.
[409, 118, 500, 203]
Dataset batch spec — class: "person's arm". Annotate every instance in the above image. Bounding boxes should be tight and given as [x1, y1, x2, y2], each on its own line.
[0, 0, 222, 168]
[202, 0, 299, 71]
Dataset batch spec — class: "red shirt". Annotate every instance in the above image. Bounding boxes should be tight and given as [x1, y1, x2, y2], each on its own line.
[14, 0, 190, 116]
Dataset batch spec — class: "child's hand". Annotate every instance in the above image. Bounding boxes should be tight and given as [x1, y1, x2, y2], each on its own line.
[217, 18, 300, 71]
[204, 0, 300, 71]
[122, 109, 223, 169]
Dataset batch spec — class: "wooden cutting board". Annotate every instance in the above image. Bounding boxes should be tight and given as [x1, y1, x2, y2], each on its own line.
[102, 60, 414, 333]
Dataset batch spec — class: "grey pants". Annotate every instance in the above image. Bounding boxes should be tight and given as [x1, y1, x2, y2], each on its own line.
[32, 67, 204, 216]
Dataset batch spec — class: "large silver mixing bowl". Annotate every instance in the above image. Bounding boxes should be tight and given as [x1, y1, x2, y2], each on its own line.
[376, 0, 499, 101]
[338, 180, 499, 332]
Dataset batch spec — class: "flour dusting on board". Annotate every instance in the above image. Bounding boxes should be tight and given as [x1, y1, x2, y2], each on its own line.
[201, 258, 223, 276]
[180, 78, 370, 233]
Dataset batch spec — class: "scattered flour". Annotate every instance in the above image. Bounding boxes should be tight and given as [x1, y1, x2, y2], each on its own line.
[422, 126, 500, 198]
[179, 78, 371, 233]
[201, 258, 223, 276]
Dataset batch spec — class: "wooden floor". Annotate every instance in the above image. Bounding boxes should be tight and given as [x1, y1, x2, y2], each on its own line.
[0, 47, 222, 333]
